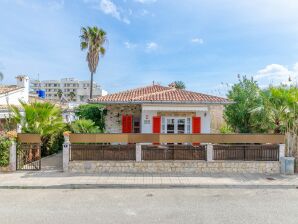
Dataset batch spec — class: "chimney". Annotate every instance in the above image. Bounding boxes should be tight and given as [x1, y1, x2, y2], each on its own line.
[16, 75, 29, 103]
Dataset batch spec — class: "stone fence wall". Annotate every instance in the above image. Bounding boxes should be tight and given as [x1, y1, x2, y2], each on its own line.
[68, 160, 280, 174]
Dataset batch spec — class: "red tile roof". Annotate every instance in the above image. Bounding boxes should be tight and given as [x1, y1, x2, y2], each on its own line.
[90, 85, 230, 104]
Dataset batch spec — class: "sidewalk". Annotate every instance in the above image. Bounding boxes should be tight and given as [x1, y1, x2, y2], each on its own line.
[0, 170, 298, 189]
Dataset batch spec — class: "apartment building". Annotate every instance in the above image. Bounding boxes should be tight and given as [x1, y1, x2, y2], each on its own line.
[30, 78, 107, 102]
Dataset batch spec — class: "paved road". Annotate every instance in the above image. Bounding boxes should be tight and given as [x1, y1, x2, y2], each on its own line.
[0, 188, 297, 224]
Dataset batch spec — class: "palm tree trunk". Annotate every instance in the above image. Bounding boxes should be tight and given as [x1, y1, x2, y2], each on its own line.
[90, 72, 94, 99]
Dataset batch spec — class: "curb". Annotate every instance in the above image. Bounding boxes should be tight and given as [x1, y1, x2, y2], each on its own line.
[0, 184, 298, 190]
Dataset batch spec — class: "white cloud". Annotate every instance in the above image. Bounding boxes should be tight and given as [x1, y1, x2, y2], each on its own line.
[191, 37, 204, 44]
[145, 42, 158, 52]
[134, 0, 157, 4]
[84, 0, 130, 24]
[124, 41, 137, 49]
[100, 0, 121, 20]
[254, 63, 298, 86]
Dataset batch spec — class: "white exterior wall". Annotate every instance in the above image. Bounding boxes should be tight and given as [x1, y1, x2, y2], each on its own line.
[141, 110, 157, 133]
[196, 110, 211, 133]
[0, 89, 27, 105]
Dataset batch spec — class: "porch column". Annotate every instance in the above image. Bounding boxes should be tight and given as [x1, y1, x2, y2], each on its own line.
[206, 143, 213, 162]
[136, 143, 142, 162]
[279, 144, 285, 160]
[63, 136, 70, 172]
[9, 141, 17, 171]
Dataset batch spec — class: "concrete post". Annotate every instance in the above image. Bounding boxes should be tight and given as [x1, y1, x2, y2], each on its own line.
[63, 137, 70, 172]
[9, 141, 16, 171]
[279, 144, 285, 160]
[207, 143, 213, 162]
[136, 143, 142, 162]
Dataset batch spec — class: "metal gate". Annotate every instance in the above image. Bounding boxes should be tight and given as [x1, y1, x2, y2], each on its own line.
[16, 143, 41, 170]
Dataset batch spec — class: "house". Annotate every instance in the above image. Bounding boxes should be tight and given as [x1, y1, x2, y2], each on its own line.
[89, 83, 230, 134]
[0, 75, 29, 129]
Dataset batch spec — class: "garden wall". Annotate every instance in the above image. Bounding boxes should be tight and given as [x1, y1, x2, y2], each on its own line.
[68, 160, 280, 174]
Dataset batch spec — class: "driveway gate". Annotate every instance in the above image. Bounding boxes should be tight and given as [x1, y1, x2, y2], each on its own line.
[16, 143, 41, 171]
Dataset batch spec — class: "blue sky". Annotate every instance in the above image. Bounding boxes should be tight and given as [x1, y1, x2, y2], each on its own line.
[0, 0, 298, 96]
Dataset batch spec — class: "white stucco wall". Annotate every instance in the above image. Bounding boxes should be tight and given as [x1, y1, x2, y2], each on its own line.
[141, 110, 157, 133]
[0, 89, 27, 105]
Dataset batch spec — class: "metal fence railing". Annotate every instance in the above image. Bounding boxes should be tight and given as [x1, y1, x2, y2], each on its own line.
[142, 145, 206, 160]
[70, 144, 136, 161]
[213, 144, 279, 161]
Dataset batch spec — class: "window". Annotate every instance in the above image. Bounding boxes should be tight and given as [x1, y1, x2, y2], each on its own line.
[161, 117, 166, 133]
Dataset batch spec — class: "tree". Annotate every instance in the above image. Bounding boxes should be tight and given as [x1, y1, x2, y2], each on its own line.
[173, 81, 186, 89]
[251, 86, 298, 134]
[0, 72, 3, 82]
[57, 89, 63, 100]
[10, 101, 65, 156]
[74, 104, 106, 132]
[224, 76, 263, 133]
[70, 119, 100, 133]
[80, 26, 107, 99]
[69, 91, 76, 101]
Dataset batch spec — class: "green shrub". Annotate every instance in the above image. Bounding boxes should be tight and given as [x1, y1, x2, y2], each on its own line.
[0, 136, 11, 167]
[70, 119, 100, 134]
[219, 124, 234, 134]
[74, 104, 106, 131]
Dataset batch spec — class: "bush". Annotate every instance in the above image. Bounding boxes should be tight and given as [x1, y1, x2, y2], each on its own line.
[74, 104, 106, 131]
[219, 124, 234, 134]
[0, 136, 11, 167]
[70, 119, 100, 134]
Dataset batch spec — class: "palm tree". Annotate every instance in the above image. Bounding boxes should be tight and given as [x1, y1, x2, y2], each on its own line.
[0, 72, 3, 82]
[57, 89, 63, 100]
[80, 26, 107, 99]
[10, 101, 65, 155]
[69, 91, 76, 101]
[70, 119, 100, 134]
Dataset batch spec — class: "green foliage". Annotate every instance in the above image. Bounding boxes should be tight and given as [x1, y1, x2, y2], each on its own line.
[224, 76, 262, 133]
[173, 81, 186, 89]
[74, 104, 106, 131]
[219, 124, 234, 134]
[0, 71, 3, 82]
[224, 75, 298, 134]
[0, 136, 11, 167]
[69, 92, 76, 101]
[70, 119, 100, 133]
[10, 101, 66, 156]
[57, 89, 63, 99]
[251, 86, 298, 134]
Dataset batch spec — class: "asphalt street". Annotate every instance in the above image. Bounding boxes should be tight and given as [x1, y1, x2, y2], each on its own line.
[0, 188, 297, 224]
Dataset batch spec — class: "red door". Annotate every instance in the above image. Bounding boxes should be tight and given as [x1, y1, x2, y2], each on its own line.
[192, 117, 201, 145]
[152, 116, 161, 144]
[152, 116, 161, 133]
[122, 115, 133, 133]
[192, 117, 201, 134]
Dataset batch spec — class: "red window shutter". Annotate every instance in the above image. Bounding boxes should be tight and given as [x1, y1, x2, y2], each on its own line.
[126, 115, 133, 133]
[192, 117, 201, 133]
[122, 115, 133, 133]
[122, 115, 127, 133]
[152, 116, 161, 133]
